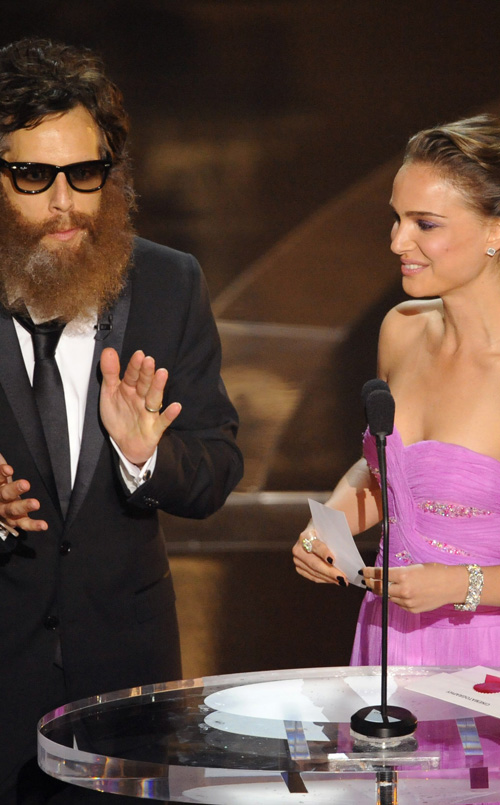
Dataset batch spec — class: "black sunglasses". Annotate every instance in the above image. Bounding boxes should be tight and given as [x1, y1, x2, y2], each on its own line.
[0, 156, 112, 194]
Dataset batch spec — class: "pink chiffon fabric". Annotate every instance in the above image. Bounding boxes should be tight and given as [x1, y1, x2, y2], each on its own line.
[350, 427, 500, 666]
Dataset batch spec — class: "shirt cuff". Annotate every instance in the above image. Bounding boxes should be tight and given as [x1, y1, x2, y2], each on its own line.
[0, 522, 17, 541]
[110, 438, 158, 493]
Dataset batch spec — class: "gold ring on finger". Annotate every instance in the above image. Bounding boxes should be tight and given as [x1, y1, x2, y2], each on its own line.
[145, 403, 162, 413]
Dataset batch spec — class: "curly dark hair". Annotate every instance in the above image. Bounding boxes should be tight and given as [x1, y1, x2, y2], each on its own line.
[0, 38, 129, 164]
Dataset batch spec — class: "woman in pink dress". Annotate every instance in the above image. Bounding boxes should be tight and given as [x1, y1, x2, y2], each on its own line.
[293, 114, 500, 667]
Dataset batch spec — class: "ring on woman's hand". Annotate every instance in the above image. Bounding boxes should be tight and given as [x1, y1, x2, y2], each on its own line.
[145, 403, 162, 413]
[302, 534, 318, 553]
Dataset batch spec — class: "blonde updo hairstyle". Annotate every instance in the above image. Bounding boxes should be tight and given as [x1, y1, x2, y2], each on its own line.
[403, 114, 500, 220]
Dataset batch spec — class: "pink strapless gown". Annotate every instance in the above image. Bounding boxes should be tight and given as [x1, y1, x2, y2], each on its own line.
[351, 428, 500, 666]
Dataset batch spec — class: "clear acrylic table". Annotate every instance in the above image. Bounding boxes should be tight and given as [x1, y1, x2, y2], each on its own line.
[38, 665, 500, 803]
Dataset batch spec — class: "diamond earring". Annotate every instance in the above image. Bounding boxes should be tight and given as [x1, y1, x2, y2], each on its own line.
[487, 247, 497, 256]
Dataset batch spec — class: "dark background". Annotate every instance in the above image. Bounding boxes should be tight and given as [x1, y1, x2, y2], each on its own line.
[4, 1, 500, 297]
[3, 1, 500, 676]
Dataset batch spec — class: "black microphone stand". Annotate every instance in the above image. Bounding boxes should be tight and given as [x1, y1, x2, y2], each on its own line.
[378, 429, 390, 718]
[350, 386, 417, 744]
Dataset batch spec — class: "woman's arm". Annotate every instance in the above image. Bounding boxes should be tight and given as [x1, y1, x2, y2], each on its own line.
[293, 299, 434, 588]
[292, 457, 382, 586]
[362, 562, 500, 612]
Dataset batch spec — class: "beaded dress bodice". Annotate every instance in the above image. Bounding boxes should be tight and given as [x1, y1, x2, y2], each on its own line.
[363, 427, 500, 569]
[352, 429, 500, 666]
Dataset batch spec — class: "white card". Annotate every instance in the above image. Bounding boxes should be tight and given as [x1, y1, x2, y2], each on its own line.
[308, 499, 366, 587]
[405, 666, 500, 718]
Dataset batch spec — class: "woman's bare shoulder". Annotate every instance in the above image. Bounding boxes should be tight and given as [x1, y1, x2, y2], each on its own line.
[378, 299, 442, 375]
[383, 298, 442, 324]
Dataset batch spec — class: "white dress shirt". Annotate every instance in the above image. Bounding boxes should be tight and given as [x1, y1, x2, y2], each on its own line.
[13, 316, 156, 492]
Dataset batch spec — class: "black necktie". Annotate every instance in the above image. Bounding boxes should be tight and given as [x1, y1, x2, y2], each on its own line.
[14, 313, 72, 518]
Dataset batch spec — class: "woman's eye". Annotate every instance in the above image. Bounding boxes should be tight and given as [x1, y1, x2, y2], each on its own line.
[417, 220, 437, 231]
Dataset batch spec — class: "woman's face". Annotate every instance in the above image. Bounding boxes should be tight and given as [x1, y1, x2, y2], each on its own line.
[390, 162, 500, 298]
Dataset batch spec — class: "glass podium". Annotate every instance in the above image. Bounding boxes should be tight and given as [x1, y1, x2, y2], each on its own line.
[38, 666, 500, 803]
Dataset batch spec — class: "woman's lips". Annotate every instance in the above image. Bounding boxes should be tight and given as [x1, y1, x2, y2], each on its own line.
[401, 262, 427, 276]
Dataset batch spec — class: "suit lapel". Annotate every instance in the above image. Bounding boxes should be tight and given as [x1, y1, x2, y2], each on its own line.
[65, 279, 132, 529]
[0, 310, 60, 508]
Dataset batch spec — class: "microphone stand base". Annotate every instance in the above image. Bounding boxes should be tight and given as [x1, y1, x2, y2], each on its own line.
[350, 705, 417, 746]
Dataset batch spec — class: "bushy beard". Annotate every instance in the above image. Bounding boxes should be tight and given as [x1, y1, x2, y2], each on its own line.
[0, 171, 135, 323]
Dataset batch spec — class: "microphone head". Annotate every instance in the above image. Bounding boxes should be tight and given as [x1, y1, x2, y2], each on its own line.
[361, 378, 390, 406]
[366, 389, 395, 437]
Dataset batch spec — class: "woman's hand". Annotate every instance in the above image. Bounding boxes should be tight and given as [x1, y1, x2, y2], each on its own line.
[361, 563, 469, 613]
[292, 525, 349, 587]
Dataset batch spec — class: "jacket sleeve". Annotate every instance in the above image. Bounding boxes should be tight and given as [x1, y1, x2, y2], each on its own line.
[125, 256, 243, 518]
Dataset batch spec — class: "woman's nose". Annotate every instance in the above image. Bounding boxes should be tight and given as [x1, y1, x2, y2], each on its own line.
[390, 221, 415, 255]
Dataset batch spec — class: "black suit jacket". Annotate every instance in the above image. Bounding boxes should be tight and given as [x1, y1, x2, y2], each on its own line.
[0, 238, 243, 791]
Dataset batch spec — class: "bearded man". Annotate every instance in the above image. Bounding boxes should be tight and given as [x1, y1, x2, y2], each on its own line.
[0, 39, 243, 803]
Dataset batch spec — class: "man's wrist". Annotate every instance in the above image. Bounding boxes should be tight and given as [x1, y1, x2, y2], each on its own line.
[111, 439, 158, 492]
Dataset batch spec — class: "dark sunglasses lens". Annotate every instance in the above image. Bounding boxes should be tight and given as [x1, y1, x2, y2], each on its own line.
[68, 162, 107, 190]
[15, 164, 55, 192]
[10, 161, 109, 193]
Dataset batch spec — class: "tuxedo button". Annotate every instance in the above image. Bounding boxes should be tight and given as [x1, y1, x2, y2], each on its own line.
[143, 496, 158, 507]
[143, 470, 152, 481]
[44, 615, 59, 630]
[59, 540, 72, 555]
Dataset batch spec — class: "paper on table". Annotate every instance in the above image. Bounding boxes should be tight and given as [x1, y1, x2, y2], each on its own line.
[405, 666, 500, 718]
[308, 499, 366, 587]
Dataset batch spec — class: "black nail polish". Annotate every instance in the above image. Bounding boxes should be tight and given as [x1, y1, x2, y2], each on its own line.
[326, 556, 334, 565]
[361, 579, 366, 586]
[358, 569, 364, 575]
[337, 576, 347, 587]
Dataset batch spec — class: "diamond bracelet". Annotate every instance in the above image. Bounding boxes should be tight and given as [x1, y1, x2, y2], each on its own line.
[454, 564, 484, 612]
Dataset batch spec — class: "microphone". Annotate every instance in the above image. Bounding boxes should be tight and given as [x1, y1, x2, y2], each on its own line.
[365, 389, 395, 438]
[94, 313, 113, 341]
[350, 379, 417, 744]
[361, 378, 390, 404]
